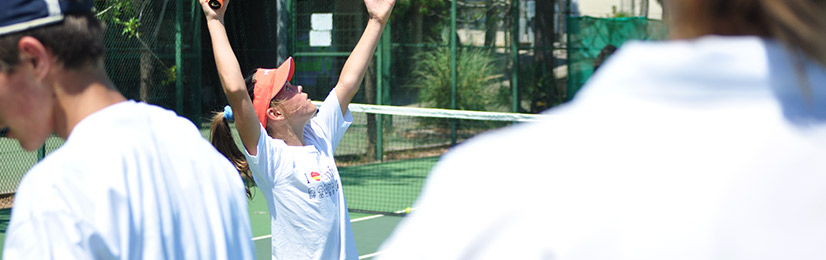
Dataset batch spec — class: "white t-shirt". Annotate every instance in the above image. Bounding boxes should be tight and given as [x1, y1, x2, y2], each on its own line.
[379, 36, 826, 259]
[245, 91, 357, 260]
[3, 101, 255, 259]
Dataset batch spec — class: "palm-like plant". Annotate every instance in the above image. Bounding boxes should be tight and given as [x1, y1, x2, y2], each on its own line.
[410, 47, 503, 111]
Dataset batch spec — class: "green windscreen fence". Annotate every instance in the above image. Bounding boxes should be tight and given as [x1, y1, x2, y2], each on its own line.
[566, 16, 666, 98]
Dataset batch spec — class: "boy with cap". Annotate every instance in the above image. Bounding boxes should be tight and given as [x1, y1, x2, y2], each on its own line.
[0, 0, 254, 258]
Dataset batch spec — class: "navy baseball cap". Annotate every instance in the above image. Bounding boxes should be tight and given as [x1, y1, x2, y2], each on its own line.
[0, 0, 94, 36]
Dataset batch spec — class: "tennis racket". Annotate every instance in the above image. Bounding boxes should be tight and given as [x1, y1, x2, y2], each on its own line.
[208, 0, 223, 9]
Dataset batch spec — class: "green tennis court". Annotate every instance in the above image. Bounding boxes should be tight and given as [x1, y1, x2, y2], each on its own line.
[0, 155, 438, 259]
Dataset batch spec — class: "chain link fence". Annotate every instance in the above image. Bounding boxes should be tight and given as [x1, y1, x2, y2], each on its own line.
[1, 0, 666, 205]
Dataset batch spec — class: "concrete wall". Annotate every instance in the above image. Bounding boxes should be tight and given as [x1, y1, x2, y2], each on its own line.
[575, 0, 663, 20]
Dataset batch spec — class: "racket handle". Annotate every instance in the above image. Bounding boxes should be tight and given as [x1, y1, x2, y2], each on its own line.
[208, 0, 223, 9]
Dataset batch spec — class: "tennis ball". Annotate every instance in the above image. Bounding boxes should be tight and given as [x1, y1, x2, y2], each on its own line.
[405, 207, 411, 214]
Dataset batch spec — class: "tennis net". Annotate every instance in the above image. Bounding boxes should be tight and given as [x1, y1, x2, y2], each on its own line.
[331, 102, 548, 216]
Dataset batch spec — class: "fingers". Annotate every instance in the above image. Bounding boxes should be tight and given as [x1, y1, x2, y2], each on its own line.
[200, 0, 228, 21]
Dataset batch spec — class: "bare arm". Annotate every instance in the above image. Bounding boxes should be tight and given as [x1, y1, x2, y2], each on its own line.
[334, 0, 396, 114]
[201, 0, 261, 155]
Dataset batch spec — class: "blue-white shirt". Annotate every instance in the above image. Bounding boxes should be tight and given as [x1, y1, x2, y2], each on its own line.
[4, 101, 255, 259]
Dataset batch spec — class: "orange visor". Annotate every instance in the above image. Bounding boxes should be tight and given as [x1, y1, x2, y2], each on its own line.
[252, 57, 295, 127]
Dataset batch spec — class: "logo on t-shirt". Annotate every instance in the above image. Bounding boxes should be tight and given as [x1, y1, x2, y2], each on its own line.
[308, 180, 339, 200]
[311, 172, 321, 181]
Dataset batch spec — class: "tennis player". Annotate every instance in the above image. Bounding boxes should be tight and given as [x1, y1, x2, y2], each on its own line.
[379, 0, 826, 259]
[0, 0, 254, 258]
[201, 0, 394, 259]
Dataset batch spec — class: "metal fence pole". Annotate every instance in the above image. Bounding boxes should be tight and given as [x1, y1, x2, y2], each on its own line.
[450, 0, 458, 146]
[277, 0, 289, 63]
[565, 0, 574, 101]
[37, 145, 45, 162]
[376, 24, 392, 162]
[288, 0, 295, 59]
[192, 0, 203, 126]
[175, 0, 184, 115]
[511, 0, 519, 113]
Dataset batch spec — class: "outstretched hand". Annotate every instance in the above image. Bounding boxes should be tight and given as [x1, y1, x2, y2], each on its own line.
[200, 0, 229, 22]
[364, 0, 395, 25]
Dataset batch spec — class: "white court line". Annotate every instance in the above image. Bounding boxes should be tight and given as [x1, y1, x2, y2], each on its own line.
[252, 212, 391, 241]
[351, 214, 385, 223]
[252, 234, 271, 241]
[252, 208, 412, 260]
[359, 251, 383, 259]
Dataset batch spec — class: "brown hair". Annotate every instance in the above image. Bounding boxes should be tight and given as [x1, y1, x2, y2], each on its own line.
[210, 112, 253, 198]
[665, 0, 826, 67]
[0, 13, 104, 72]
[210, 72, 258, 198]
[593, 44, 618, 73]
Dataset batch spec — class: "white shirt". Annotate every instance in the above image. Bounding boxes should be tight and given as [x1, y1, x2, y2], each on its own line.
[4, 101, 255, 259]
[245, 91, 358, 260]
[379, 36, 826, 259]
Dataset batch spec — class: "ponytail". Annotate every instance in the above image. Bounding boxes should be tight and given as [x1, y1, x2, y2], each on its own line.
[210, 111, 254, 198]
[210, 69, 262, 199]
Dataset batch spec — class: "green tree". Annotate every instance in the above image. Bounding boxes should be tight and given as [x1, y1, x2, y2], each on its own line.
[394, 0, 447, 43]
[96, 0, 176, 104]
[96, 0, 141, 38]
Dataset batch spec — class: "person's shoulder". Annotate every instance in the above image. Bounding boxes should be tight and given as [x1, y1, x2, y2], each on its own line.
[12, 154, 79, 210]
[123, 101, 203, 141]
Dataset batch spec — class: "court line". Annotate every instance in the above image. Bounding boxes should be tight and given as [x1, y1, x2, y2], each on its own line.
[352, 208, 412, 223]
[358, 251, 383, 259]
[351, 213, 385, 223]
[252, 234, 271, 241]
[252, 208, 411, 260]
[252, 213, 388, 241]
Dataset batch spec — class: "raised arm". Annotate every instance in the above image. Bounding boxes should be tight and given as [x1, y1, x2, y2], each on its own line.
[201, 0, 261, 155]
[334, 0, 396, 114]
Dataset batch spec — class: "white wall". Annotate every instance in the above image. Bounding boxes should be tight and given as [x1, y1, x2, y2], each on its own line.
[575, 0, 663, 20]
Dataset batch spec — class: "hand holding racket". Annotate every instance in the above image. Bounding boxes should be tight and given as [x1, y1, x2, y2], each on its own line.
[200, 0, 229, 22]
[364, 0, 395, 25]
[208, 0, 223, 9]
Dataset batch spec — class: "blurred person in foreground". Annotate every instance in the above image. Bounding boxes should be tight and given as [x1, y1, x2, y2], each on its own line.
[0, 0, 254, 258]
[379, 0, 826, 259]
